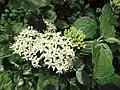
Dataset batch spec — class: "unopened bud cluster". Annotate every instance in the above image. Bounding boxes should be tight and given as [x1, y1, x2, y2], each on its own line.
[64, 26, 86, 49]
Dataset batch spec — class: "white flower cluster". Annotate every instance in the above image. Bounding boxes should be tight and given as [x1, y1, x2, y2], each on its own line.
[43, 19, 57, 32]
[10, 27, 75, 73]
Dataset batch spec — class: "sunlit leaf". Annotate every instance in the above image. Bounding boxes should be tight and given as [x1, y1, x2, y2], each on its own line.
[105, 38, 120, 44]
[92, 41, 120, 84]
[73, 17, 98, 39]
[99, 3, 116, 38]
[76, 71, 90, 86]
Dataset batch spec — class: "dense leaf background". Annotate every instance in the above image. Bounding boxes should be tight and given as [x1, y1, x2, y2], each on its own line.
[0, 0, 120, 90]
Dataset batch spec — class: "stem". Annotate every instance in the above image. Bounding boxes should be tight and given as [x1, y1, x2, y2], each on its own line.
[57, 73, 60, 85]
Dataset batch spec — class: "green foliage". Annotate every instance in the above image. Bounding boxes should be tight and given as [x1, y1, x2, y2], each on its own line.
[99, 3, 116, 38]
[76, 71, 90, 86]
[90, 4, 120, 85]
[92, 42, 114, 77]
[0, 33, 9, 56]
[105, 38, 120, 44]
[68, 77, 80, 90]
[0, 5, 27, 35]
[98, 73, 120, 84]
[0, 0, 120, 90]
[12, 22, 25, 34]
[44, 10, 57, 21]
[79, 41, 93, 56]
[2, 6, 27, 22]
[0, 5, 27, 57]
[73, 17, 98, 39]
[55, 20, 69, 29]
[38, 73, 59, 90]
[0, 70, 13, 90]
[9, 0, 50, 10]
[74, 60, 89, 86]
[92, 40, 120, 84]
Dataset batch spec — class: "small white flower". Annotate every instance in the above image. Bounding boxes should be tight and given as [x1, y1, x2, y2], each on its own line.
[96, 8, 101, 13]
[43, 19, 57, 32]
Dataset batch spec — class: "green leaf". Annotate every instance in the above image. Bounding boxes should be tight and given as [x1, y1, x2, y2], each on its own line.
[0, 34, 9, 42]
[73, 17, 98, 39]
[55, 20, 69, 29]
[93, 43, 114, 77]
[22, 0, 50, 10]
[98, 73, 120, 84]
[12, 22, 23, 34]
[0, 71, 13, 90]
[44, 84, 59, 90]
[9, 0, 22, 8]
[99, 3, 116, 38]
[105, 38, 120, 44]
[69, 78, 79, 90]
[92, 40, 101, 64]
[76, 71, 90, 86]
[79, 41, 93, 56]
[92, 41, 120, 84]
[109, 16, 117, 25]
[76, 71, 83, 84]
[44, 10, 57, 21]
[38, 73, 59, 90]
[0, 33, 9, 56]
[74, 59, 84, 70]
[0, 44, 9, 56]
